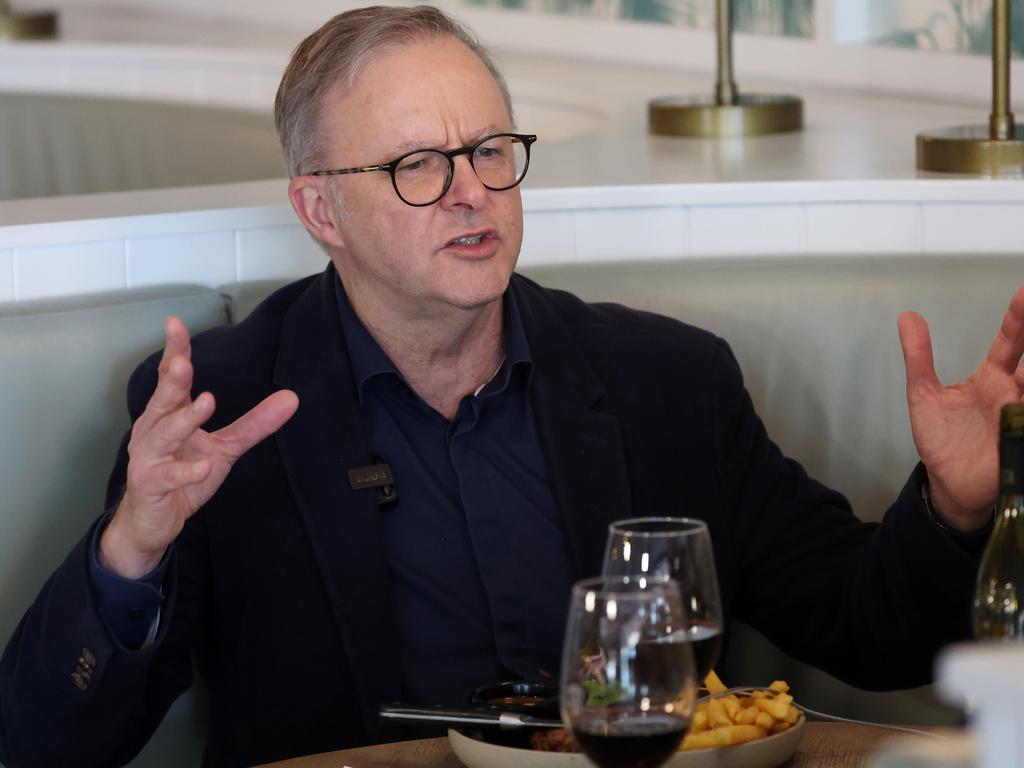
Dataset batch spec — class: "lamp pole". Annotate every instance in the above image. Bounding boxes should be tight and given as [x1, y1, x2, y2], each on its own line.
[917, 0, 1023, 175]
[0, 0, 58, 40]
[648, 0, 802, 138]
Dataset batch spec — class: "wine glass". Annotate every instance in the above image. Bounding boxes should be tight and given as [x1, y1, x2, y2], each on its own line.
[603, 518, 723, 681]
[560, 576, 696, 768]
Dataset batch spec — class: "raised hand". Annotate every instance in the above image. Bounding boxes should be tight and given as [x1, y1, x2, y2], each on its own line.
[99, 316, 299, 579]
[898, 287, 1024, 531]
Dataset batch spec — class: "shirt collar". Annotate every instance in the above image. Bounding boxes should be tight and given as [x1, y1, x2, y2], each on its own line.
[333, 274, 533, 403]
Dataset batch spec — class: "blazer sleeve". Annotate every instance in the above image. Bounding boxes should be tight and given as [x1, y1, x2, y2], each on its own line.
[710, 337, 979, 690]
[0, 356, 206, 768]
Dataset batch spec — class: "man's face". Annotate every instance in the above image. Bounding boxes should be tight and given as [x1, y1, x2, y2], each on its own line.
[318, 36, 523, 318]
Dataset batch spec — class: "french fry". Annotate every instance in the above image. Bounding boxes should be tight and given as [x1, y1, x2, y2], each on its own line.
[682, 725, 766, 750]
[682, 674, 801, 752]
[734, 706, 758, 725]
[703, 669, 727, 694]
[720, 695, 741, 721]
[755, 695, 792, 721]
[707, 698, 732, 728]
[690, 709, 709, 732]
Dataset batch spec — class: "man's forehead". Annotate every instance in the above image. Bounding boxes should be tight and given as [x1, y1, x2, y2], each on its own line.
[386, 124, 506, 154]
[321, 38, 512, 157]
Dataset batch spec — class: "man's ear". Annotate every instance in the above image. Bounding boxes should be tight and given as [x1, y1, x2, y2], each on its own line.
[288, 176, 346, 249]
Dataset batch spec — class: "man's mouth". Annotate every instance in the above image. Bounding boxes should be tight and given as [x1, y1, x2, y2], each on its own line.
[445, 229, 496, 248]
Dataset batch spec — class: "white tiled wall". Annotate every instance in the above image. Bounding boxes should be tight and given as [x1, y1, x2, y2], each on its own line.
[14, 240, 126, 300]
[127, 231, 236, 288]
[574, 207, 688, 262]
[806, 204, 923, 255]
[922, 204, 1024, 255]
[0, 250, 13, 302]
[235, 225, 327, 281]
[690, 205, 804, 257]
[3, 189, 1024, 306]
[519, 211, 575, 265]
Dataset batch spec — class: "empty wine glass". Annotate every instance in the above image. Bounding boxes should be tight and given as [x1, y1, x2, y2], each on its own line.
[560, 575, 696, 768]
[603, 518, 723, 681]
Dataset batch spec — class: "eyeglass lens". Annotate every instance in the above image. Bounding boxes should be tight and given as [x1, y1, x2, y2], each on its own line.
[394, 135, 529, 205]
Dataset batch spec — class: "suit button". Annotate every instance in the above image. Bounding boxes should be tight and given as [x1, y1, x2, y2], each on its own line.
[71, 672, 88, 690]
[82, 647, 97, 666]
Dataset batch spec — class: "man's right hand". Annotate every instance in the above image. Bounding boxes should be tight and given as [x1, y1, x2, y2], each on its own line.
[99, 316, 300, 579]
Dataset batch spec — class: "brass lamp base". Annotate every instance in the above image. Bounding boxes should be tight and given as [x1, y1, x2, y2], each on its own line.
[649, 94, 803, 138]
[917, 125, 1024, 177]
[0, 11, 57, 40]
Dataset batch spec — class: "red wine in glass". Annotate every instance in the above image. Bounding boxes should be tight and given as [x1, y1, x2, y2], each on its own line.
[574, 714, 689, 768]
[561, 576, 697, 768]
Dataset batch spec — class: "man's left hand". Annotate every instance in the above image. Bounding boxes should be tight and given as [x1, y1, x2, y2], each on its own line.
[898, 286, 1024, 531]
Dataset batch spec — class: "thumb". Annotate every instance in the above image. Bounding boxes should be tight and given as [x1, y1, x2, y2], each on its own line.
[897, 311, 941, 396]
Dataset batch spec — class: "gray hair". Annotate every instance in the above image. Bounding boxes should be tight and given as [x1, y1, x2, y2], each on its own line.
[274, 5, 514, 179]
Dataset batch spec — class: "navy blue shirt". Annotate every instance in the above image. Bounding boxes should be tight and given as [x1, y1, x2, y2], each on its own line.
[90, 276, 573, 705]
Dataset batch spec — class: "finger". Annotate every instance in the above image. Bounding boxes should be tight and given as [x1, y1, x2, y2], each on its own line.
[158, 316, 192, 374]
[986, 286, 1024, 373]
[135, 317, 195, 434]
[139, 391, 216, 457]
[135, 355, 196, 436]
[897, 311, 942, 395]
[214, 390, 300, 460]
[129, 457, 211, 497]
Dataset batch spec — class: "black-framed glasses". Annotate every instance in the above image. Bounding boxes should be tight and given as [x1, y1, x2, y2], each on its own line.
[311, 132, 537, 207]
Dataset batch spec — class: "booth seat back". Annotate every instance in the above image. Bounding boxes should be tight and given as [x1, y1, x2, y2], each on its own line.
[525, 255, 1023, 724]
[2, 255, 1022, 766]
[0, 286, 228, 768]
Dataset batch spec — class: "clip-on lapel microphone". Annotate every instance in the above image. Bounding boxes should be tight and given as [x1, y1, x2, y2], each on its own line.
[347, 453, 398, 508]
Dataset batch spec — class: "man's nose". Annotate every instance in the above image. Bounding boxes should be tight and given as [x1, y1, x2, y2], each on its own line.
[440, 154, 488, 209]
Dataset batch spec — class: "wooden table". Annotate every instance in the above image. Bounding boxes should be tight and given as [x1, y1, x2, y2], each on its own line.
[258, 723, 934, 768]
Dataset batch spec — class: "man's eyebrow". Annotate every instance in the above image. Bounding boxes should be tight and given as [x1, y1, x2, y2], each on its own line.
[386, 126, 504, 156]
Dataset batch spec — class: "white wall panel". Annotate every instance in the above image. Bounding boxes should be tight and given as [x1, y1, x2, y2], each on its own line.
[519, 211, 574, 265]
[63, 66, 142, 98]
[235, 225, 326, 281]
[574, 208, 688, 262]
[138, 65, 204, 103]
[0, 250, 13, 302]
[806, 204, 922, 255]
[690, 205, 804, 257]
[127, 231, 235, 288]
[922, 204, 1024, 255]
[14, 240, 126, 300]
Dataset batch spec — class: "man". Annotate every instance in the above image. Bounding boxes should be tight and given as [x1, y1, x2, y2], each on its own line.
[2, 5, 1022, 767]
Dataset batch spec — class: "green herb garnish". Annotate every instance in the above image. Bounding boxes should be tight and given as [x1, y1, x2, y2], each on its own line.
[582, 679, 625, 707]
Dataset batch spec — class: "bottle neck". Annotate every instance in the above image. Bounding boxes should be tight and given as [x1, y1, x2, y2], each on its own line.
[999, 434, 1024, 495]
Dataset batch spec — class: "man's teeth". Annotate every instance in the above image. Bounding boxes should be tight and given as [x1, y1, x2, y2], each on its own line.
[453, 235, 484, 245]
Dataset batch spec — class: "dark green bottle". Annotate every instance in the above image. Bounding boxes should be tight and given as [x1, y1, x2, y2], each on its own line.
[973, 403, 1024, 639]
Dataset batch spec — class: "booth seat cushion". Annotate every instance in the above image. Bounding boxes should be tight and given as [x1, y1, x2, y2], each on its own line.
[0, 285, 228, 768]
[525, 256, 1024, 725]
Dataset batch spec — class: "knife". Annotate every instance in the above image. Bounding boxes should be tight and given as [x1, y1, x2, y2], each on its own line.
[379, 704, 563, 729]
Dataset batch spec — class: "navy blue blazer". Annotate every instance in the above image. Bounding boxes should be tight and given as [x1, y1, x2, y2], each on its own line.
[0, 266, 979, 767]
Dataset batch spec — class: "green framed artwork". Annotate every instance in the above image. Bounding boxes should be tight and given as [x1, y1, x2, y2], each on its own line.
[460, 0, 814, 38]
[867, 0, 1023, 56]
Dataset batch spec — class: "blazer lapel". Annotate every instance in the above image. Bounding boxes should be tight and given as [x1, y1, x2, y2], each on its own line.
[512, 275, 634, 581]
[272, 268, 401, 736]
